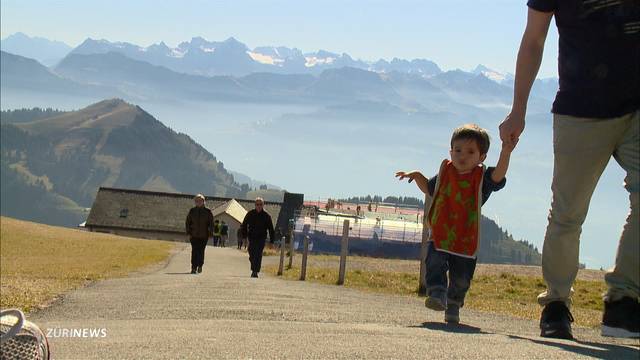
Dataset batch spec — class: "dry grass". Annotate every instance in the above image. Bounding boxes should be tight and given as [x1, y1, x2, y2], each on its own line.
[262, 243, 279, 256]
[264, 253, 607, 328]
[293, 254, 605, 281]
[0, 217, 174, 312]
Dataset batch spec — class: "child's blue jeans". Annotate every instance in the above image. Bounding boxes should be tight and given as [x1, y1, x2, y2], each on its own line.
[425, 241, 477, 307]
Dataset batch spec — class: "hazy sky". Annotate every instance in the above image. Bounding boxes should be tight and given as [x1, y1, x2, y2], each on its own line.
[0, 0, 560, 77]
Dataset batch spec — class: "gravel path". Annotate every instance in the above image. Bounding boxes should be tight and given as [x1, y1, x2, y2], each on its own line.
[29, 245, 638, 359]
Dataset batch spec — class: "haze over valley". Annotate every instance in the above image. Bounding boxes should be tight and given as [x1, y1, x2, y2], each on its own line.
[0, 33, 628, 269]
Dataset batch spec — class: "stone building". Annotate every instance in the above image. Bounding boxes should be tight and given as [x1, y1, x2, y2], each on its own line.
[84, 187, 292, 242]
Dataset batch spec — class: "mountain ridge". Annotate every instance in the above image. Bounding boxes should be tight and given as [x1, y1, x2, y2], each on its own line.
[1, 32, 559, 88]
[1, 99, 243, 226]
[0, 32, 72, 66]
[65, 36, 445, 77]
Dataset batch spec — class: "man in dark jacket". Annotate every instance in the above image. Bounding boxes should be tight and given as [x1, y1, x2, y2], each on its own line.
[240, 197, 275, 278]
[185, 194, 214, 274]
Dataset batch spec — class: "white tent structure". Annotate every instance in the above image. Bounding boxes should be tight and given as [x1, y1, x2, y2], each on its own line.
[211, 199, 248, 246]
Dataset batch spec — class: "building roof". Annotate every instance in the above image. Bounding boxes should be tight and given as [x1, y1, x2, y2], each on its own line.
[211, 199, 248, 224]
[85, 187, 282, 233]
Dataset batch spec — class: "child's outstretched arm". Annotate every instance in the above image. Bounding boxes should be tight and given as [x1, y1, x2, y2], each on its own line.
[395, 170, 430, 195]
[491, 139, 517, 183]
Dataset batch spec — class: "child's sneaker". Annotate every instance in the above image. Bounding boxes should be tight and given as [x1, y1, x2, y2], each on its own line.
[425, 292, 447, 311]
[445, 304, 460, 323]
[601, 297, 640, 338]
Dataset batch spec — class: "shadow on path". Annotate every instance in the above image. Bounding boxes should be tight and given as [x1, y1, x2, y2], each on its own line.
[411, 321, 492, 335]
[165, 272, 194, 275]
[507, 334, 639, 360]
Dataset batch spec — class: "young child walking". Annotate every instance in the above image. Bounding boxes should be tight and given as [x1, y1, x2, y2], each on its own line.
[396, 124, 514, 323]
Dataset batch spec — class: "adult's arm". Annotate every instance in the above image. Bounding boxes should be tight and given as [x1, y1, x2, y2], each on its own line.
[500, 7, 554, 146]
[208, 210, 214, 238]
[185, 209, 192, 235]
[267, 214, 275, 242]
[240, 211, 250, 238]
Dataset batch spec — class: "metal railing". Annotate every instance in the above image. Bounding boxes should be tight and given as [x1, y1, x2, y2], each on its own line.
[292, 213, 423, 244]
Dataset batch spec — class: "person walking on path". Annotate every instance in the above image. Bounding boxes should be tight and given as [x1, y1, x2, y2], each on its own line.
[220, 221, 229, 247]
[212, 220, 222, 247]
[185, 194, 214, 274]
[240, 197, 275, 278]
[500, 0, 639, 340]
[236, 227, 244, 250]
[396, 124, 513, 324]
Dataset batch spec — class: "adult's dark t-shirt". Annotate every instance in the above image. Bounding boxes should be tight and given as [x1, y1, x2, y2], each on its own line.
[527, 0, 640, 118]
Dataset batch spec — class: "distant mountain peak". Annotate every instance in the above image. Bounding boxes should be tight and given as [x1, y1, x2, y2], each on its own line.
[190, 36, 207, 43]
[218, 37, 249, 52]
[155, 41, 169, 48]
[1, 99, 242, 227]
[1, 32, 73, 66]
[470, 64, 509, 82]
[472, 64, 493, 74]
[314, 49, 339, 58]
[12, 98, 140, 137]
[91, 97, 131, 108]
[83, 38, 111, 45]
[5, 32, 29, 40]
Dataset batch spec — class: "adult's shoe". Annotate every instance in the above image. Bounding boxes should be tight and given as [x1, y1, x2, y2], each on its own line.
[540, 301, 574, 340]
[602, 296, 639, 338]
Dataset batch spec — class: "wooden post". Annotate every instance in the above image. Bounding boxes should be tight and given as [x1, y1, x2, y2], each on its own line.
[337, 219, 349, 285]
[300, 235, 310, 280]
[418, 194, 432, 295]
[277, 236, 285, 276]
[287, 227, 294, 269]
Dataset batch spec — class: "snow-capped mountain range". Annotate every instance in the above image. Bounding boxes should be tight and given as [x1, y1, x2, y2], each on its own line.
[2, 32, 504, 79]
[1, 32, 559, 105]
[67, 36, 445, 77]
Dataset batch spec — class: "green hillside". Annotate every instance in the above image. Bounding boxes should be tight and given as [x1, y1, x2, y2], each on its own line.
[0, 99, 242, 226]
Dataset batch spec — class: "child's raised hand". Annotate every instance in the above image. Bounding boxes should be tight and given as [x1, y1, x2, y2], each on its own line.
[395, 170, 422, 183]
[396, 170, 429, 195]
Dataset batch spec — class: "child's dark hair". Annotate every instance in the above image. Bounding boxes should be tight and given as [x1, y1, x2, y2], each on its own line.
[451, 124, 490, 154]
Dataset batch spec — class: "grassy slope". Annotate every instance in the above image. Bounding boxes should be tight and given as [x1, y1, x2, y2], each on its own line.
[0, 216, 175, 312]
[265, 253, 607, 328]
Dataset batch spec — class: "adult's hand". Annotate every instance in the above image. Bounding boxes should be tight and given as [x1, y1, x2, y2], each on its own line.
[499, 110, 526, 149]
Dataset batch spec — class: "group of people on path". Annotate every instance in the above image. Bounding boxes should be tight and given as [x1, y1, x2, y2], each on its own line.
[212, 219, 228, 247]
[185, 196, 275, 278]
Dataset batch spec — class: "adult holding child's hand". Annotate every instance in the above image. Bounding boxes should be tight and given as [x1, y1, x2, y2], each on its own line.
[506, 0, 639, 341]
[499, 111, 525, 150]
